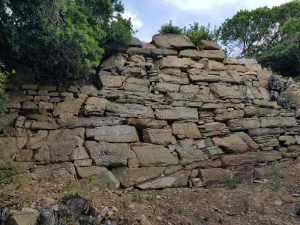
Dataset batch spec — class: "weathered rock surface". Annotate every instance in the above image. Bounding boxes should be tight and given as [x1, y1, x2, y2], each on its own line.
[3, 34, 299, 190]
[86, 125, 139, 143]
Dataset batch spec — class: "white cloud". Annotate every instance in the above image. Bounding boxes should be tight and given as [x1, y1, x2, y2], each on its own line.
[163, 0, 291, 12]
[122, 11, 143, 30]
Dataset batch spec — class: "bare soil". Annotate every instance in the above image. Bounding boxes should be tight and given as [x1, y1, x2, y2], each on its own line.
[1, 160, 300, 225]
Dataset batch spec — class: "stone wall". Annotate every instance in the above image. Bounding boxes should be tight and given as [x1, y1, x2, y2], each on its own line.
[1, 34, 299, 189]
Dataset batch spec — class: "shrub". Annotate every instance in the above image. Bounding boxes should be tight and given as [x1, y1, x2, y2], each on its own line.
[183, 22, 217, 50]
[0, 61, 14, 113]
[225, 172, 239, 189]
[159, 20, 182, 34]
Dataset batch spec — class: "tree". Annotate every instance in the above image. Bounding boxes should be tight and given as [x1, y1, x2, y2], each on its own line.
[217, 1, 300, 76]
[0, 0, 133, 83]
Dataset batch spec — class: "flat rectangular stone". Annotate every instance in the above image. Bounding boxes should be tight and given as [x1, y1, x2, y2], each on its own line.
[106, 103, 154, 118]
[142, 129, 173, 146]
[221, 151, 282, 167]
[260, 117, 297, 128]
[131, 143, 178, 167]
[84, 141, 138, 167]
[112, 167, 166, 187]
[58, 117, 125, 128]
[86, 125, 139, 143]
[155, 107, 198, 121]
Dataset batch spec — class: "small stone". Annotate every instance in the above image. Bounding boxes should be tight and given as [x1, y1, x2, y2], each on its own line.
[274, 200, 283, 206]
[139, 215, 152, 225]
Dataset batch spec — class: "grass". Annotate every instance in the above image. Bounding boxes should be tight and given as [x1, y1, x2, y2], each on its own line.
[225, 172, 239, 189]
[0, 163, 21, 185]
[266, 164, 282, 191]
[55, 207, 74, 225]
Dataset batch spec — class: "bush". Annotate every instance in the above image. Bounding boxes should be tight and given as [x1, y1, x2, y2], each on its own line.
[159, 20, 182, 34]
[183, 22, 217, 50]
[0, 62, 14, 113]
[0, 0, 133, 83]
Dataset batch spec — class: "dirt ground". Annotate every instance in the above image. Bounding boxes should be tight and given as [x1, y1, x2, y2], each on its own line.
[1, 160, 300, 225]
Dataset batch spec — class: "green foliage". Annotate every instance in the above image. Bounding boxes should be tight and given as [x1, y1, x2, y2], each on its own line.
[61, 192, 76, 204]
[159, 20, 182, 34]
[55, 207, 74, 225]
[217, 1, 300, 76]
[183, 22, 217, 50]
[225, 172, 239, 189]
[87, 175, 96, 191]
[0, 62, 14, 113]
[0, 207, 11, 225]
[0, 163, 21, 185]
[0, 0, 132, 83]
[266, 164, 282, 191]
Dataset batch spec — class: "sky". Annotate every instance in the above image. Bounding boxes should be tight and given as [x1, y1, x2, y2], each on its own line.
[122, 0, 292, 42]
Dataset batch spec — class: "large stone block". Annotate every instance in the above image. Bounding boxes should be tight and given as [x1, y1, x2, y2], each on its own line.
[221, 151, 282, 167]
[101, 53, 127, 69]
[86, 125, 139, 143]
[175, 139, 208, 165]
[127, 118, 168, 129]
[142, 128, 173, 146]
[155, 107, 198, 121]
[228, 118, 261, 131]
[131, 143, 178, 167]
[112, 167, 166, 187]
[172, 122, 201, 139]
[136, 170, 190, 190]
[53, 98, 85, 119]
[152, 34, 195, 49]
[200, 168, 229, 187]
[154, 82, 180, 93]
[84, 97, 108, 116]
[99, 75, 124, 88]
[210, 83, 242, 99]
[260, 117, 297, 128]
[159, 74, 190, 85]
[179, 50, 225, 60]
[84, 141, 138, 167]
[212, 132, 259, 154]
[31, 163, 76, 181]
[215, 110, 244, 121]
[41, 128, 85, 162]
[160, 56, 204, 69]
[244, 106, 279, 117]
[6, 208, 40, 225]
[106, 103, 154, 118]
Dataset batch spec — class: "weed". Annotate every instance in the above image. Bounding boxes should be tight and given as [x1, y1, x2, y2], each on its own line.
[0, 163, 21, 185]
[55, 207, 74, 225]
[267, 164, 282, 191]
[241, 197, 250, 214]
[225, 172, 239, 189]
[132, 194, 143, 203]
[0, 207, 11, 225]
[116, 198, 130, 209]
[87, 175, 96, 192]
[81, 216, 98, 225]
[61, 192, 76, 204]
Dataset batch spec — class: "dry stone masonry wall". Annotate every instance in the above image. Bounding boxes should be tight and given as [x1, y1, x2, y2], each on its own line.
[1, 34, 300, 189]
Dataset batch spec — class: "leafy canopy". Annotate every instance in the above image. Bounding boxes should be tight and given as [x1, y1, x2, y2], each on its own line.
[217, 1, 300, 76]
[0, 0, 133, 83]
